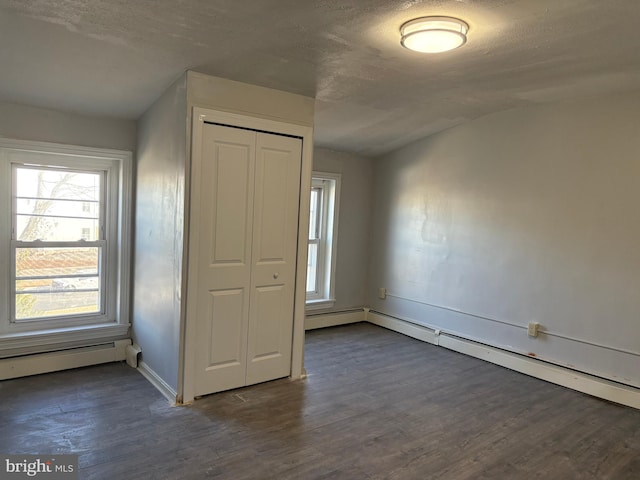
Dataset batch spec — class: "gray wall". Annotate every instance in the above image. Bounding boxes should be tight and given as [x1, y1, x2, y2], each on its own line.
[0, 100, 136, 151]
[313, 148, 372, 312]
[369, 92, 640, 388]
[132, 74, 187, 392]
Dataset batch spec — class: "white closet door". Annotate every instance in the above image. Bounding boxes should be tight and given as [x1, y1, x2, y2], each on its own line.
[194, 124, 256, 396]
[193, 124, 302, 396]
[246, 133, 302, 385]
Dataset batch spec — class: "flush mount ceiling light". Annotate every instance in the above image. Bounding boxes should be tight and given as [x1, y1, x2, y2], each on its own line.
[400, 16, 469, 53]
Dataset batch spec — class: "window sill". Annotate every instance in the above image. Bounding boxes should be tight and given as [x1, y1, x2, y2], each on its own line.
[305, 299, 336, 312]
[0, 322, 130, 359]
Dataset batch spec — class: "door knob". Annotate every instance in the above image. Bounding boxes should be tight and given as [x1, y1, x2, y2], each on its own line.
[273, 272, 279, 279]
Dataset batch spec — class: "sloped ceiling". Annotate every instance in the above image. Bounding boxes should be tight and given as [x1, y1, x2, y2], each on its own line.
[1, 0, 640, 156]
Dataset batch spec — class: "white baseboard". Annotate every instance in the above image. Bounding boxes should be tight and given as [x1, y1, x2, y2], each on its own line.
[0, 339, 130, 381]
[138, 360, 178, 405]
[366, 311, 640, 410]
[305, 309, 365, 330]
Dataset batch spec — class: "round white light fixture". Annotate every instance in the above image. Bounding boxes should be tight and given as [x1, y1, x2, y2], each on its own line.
[400, 16, 469, 53]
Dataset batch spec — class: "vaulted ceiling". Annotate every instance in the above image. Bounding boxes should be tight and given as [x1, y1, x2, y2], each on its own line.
[1, 1, 640, 156]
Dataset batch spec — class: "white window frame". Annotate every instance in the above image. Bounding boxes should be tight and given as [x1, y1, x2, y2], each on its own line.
[0, 138, 132, 357]
[306, 171, 340, 311]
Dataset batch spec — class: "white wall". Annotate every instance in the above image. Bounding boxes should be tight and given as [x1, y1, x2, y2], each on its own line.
[0, 100, 136, 151]
[369, 92, 640, 388]
[132, 74, 187, 393]
[313, 148, 372, 312]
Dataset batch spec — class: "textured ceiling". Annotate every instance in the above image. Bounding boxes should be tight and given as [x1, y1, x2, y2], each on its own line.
[1, 0, 640, 156]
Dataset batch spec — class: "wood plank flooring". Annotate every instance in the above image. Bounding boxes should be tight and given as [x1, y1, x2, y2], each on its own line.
[1, 323, 639, 479]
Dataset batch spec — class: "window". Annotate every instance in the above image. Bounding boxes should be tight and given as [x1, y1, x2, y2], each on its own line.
[306, 172, 340, 310]
[0, 139, 131, 355]
[13, 166, 104, 321]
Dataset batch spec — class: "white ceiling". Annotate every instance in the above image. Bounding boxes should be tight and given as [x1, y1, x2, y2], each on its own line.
[1, 0, 640, 156]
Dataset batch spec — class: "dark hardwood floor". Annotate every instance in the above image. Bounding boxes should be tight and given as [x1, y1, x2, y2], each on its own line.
[1, 323, 639, 479]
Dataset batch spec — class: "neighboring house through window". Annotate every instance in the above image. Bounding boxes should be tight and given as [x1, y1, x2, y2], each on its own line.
[306, 172, 340, 310]
[81, 227, 92, 241]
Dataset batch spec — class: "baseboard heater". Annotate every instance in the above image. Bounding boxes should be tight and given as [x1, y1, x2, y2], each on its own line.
[365, 310, 640, 410]
[0, 339, 131, 381]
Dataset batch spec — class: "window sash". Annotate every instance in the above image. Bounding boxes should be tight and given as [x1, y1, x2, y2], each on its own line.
[12, 241, 107, 323]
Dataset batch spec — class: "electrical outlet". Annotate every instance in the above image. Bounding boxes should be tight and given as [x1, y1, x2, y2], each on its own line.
[527, 322, 539, 337]
[378, 287, 387, 299]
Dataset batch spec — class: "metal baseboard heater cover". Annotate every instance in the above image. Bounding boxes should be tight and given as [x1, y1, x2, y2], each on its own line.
[0, 339, 131, 380]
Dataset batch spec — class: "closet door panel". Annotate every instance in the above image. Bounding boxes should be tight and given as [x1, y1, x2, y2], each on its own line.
[194, 124, 256, 396]
[198, 288, 246, 392]
[246, 133, 302, 385]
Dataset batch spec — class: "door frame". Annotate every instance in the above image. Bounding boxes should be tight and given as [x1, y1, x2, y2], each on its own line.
[181, 107, 313, 404]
